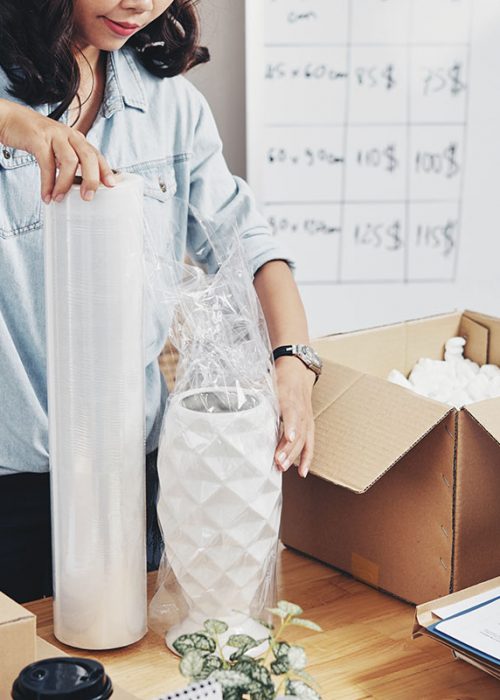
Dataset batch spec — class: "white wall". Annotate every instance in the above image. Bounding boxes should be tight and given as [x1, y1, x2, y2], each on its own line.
[188, 0, 247, 178]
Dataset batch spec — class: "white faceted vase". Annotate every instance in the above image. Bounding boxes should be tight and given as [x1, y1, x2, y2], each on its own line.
[157, 387, 281, 656]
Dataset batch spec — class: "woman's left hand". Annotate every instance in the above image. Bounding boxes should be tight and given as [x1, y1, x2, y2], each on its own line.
[273, 356, 316, 478]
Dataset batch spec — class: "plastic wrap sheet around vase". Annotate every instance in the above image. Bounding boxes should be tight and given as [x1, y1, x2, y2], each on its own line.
[44, 174, 147, 650]
[157, 387, 282, 654]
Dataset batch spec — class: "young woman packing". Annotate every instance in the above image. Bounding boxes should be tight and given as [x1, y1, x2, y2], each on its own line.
[0, 0, 321, 602]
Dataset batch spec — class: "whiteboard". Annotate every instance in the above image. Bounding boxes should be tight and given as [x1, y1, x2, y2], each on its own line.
[246, 0, 500, 336]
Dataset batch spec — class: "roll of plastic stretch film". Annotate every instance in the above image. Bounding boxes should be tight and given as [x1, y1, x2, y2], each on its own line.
[44, 174, 147, 649]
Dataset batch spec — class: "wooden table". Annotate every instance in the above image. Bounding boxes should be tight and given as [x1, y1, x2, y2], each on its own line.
[25, 546, 500, 700]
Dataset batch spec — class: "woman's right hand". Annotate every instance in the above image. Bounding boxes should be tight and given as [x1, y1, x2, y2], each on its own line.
[0, 98, 115, 202]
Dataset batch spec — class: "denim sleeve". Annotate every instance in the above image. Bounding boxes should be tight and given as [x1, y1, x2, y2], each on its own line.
[186, 90, 295, 276]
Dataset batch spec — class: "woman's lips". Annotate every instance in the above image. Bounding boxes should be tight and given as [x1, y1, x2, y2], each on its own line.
[102, 17, 140, 37]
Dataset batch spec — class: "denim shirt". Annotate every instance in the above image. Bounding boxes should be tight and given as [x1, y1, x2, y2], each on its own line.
[0, 47, 291, 475]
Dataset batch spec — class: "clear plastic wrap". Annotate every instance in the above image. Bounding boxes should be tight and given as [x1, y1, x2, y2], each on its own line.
[148, 201, 282, 657]
[44, 173, 147, 650]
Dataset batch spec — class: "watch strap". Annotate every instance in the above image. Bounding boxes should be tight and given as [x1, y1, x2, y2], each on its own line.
[272, 344, 321, 383]
[272, 345, 297, 361]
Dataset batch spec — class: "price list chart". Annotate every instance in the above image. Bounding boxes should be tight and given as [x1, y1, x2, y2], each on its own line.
[246, 0, 472, 290]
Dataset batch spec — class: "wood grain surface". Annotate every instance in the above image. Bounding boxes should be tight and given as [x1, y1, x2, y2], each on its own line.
[24, 546, 500, 700]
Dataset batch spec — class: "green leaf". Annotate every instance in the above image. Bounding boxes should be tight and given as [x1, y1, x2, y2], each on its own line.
[204, 619, 229, 636]
[210, 669, 251, 689]
[270, 656, 289, 675]
[229, 646, 248, 662]
[233, 658, 273, 687]
[249, 685, 275, 700]
[287, 645, 307, 671]
[253, 617, 274, 631]
[223, 689, 245, 700]
[179, 650, 204, 678]
[191, 654, 224, 681]
[203, 655, 224, 672]
[277, 600, 303, 616]
[227, 634, 258, 648]
[246, 680, 270, 696]
[286, 680, 322, 699]
[172, 632, 216, 656]
[228, 636, 269, 661]
[290, 618, 323, 632]
[273, 641, 290, 659]
[254, 636, 272, 646]
[265, 607, 287, 619]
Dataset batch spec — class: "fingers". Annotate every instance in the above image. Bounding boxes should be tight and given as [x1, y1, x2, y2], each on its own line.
[97, 151, 116, 188]
[41, 131, 114, 203]
[51, 137, 80, 202]
[275, 419, 314, 479]
[274, 402, 314, 478]
[69, 132, 100, 201]
[35, 145, 57, 205]
[298, 426, 315, 478]
[0, 102, 113, 202]
[275, 402, 302, 470]
[274, 363, 316, 478]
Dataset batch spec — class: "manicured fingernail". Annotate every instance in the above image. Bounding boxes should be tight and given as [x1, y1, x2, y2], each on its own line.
[55, 194, 64, 203]
[83, 189, 95, 202]
[287, 430, 296, 442]
[278, 451, 287, 465]
[302, 469, 309, 478]
[43, 194, 51, 205]
[104, 174, 116, 187]
[282, 459, 291, 470]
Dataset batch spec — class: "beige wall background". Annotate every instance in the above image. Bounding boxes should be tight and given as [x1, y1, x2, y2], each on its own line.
[188, 0, 247, 179]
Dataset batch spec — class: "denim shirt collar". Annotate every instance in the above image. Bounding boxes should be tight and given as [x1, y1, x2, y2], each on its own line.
[104, 48, 148, 117]
[42, 47, 149, 123]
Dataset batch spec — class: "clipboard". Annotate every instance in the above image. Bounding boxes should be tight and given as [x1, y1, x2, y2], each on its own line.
[427, 595, 500, 667]
[413, 576, 500, 681]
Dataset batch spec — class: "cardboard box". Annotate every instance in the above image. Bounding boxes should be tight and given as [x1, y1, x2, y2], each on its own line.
[413, 576, 500, 680]
[281, 310, 500, 604]
[0, 591, 138, 699]
[0, 592, 36, 699]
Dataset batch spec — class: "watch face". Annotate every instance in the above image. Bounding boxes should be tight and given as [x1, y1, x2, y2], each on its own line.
[299, 345, 322, 370]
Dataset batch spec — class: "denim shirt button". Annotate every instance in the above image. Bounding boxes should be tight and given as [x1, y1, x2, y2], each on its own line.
[2, 148, 11, 159]
[159, 179, 167, 193]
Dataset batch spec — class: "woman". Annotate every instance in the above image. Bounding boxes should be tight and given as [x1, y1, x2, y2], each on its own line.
[0, 0, 318, 602]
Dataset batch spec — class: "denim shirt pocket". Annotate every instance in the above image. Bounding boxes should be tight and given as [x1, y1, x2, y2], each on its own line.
[0, 147, 42, 239]
[119, 154, 191, 359]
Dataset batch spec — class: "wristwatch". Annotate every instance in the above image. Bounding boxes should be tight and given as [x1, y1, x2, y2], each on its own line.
[272, 344, 323, 383]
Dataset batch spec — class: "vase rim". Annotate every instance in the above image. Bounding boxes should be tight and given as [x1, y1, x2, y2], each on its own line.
[179, 388, 261, 414]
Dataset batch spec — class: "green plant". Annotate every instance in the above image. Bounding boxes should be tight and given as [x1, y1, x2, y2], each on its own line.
[173, 601, 323, 699]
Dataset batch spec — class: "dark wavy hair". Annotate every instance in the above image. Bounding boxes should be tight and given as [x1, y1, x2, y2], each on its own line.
[0, 0, 209, 121]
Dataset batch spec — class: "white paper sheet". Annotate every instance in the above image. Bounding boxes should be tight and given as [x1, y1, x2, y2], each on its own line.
[432, 587, 500, 620]
[433, 597, 500, 661]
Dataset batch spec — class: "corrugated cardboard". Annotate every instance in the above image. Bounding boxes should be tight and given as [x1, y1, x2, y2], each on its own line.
[413, 576, 500, 680]
[0, 592, 36, 699]
[281, 310, 500, 604]
[0, 592, 139, 699]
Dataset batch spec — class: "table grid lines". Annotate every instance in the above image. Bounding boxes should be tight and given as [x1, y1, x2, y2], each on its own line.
[254, 0, 472, 287]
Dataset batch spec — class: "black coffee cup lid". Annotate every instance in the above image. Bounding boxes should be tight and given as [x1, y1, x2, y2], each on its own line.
[11, 657, 113, 699]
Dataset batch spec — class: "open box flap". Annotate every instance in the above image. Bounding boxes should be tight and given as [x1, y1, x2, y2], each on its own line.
[465, 398, 500, 447]
[459, 315, 489, 365]
[310, 359, 452, 493]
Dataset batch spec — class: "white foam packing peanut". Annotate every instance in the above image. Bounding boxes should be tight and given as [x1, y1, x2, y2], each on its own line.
[387, 337, 500, 408]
